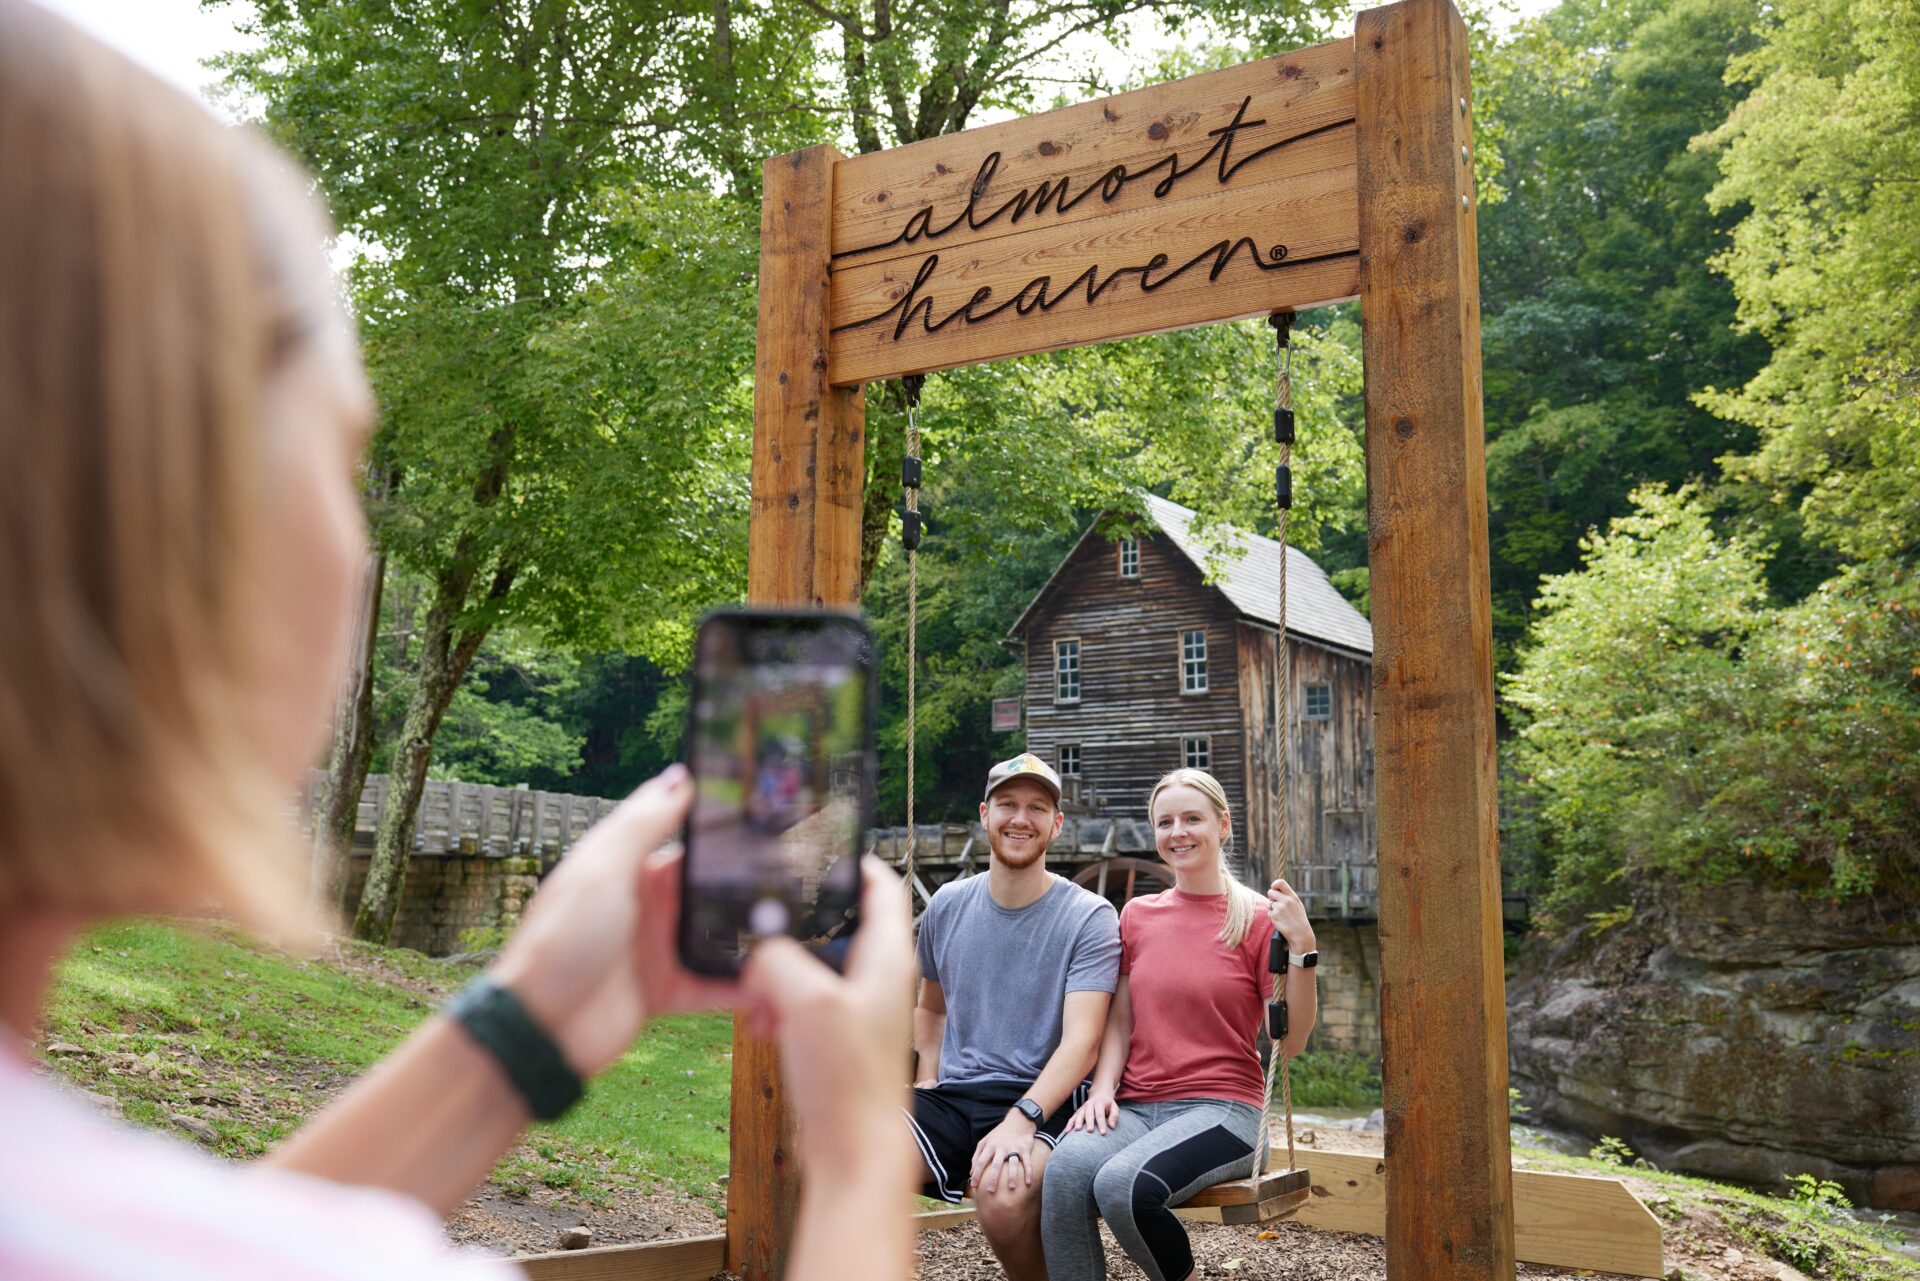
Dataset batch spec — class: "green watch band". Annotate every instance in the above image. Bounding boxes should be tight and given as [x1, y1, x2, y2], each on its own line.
[446, 978, 584, 1122]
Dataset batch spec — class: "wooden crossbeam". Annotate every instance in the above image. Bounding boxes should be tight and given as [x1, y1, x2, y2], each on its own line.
[516, 1233, 724, 1281]
[824, 40, 1362, 384]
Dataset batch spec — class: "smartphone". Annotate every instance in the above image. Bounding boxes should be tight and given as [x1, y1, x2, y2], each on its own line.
[678, 608, 874, 976]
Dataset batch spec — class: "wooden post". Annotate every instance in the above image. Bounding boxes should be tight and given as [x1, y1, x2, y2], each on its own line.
[1354, 0, 1515, 1276]
[733, 142, 867, 1281]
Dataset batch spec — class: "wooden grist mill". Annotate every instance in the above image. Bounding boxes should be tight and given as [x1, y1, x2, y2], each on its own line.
[745, 0, 1509, 1271]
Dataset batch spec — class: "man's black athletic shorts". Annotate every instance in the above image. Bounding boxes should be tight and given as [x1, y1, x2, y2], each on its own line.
[905, 1080, 1089, 1202]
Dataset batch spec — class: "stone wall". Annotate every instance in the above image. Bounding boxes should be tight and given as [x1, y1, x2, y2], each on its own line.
[341, 852, 545, 956]
[1507, 884, 1920, 1211]
[1311, 922, 1382, 1058]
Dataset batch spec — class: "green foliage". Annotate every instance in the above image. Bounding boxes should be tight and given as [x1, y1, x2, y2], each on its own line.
[1508, 486, 1920, 919]
[1743, 1173, 1915, 1276]
[216, 5, 776, 654]
[1695, 0, 1920, 566]
[1586, 903, 1634, 933]
[1476, 0, 1770, 657]
[1587, 1135, 1652, 1169]
[426, 630, 586, 784]
[455, 924, 511, 955]
[805, 0, 1342, 156]
[1284, 1049, 1381, 1110]
[1506, 485, 1768, 914]
[1792, 1173, 1853, 1211]
[864, 311, 1368, 824]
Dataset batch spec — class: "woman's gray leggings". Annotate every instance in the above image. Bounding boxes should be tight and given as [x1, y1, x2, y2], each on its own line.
[1040, 1098, 1263, 1281]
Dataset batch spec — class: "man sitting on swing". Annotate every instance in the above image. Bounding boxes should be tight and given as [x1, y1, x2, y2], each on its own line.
[908, 753, 1121, 1281]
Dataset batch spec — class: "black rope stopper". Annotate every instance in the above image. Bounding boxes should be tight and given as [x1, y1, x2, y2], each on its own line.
[901, 374, 926, 550]
[1267, 931, 1290, 1041]
[1269, 312, 1295, 513]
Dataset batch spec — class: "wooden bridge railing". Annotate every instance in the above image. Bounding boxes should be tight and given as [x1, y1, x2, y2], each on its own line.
[303, 771, 620, 860]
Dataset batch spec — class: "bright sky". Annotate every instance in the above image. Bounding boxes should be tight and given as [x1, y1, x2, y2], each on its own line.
[36, 0, 1560, 124]
[31, 0, 256, 117]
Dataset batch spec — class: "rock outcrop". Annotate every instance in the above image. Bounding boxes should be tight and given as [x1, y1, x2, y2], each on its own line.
[1507, 883, 1920, 1211]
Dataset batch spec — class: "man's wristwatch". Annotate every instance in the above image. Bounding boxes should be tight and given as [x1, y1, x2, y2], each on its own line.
[1290, 950, 1320, 969]
[1012, 1097, 1046, 1126]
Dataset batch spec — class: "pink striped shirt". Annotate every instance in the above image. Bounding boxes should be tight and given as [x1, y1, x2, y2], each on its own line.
[0, 1038, 521, 1281]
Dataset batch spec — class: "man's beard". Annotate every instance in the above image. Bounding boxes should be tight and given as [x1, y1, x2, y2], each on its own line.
[991, 831, 1050, 870]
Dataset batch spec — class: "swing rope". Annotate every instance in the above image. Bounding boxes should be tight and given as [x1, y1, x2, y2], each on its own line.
[1255, 311, 1299, 1181]
[901, 374, 926, 906]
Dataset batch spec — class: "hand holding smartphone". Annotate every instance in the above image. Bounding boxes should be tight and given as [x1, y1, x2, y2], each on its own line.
[677, 609, 875, 976]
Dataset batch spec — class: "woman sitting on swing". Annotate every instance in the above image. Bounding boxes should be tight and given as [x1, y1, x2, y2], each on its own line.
[1040, 768, 1318, 1281]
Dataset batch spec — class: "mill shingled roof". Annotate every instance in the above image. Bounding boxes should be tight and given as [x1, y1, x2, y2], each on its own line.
[1140, 493, 1373, 656]
[1007, 494, 1373, 657]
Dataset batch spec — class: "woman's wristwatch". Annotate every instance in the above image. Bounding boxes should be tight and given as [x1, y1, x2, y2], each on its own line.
[445, 977, 584, 1121]
[1289, 950, 1319, 969]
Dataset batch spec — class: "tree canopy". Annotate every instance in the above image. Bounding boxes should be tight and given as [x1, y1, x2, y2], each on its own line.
[204, 0, 1919, 928]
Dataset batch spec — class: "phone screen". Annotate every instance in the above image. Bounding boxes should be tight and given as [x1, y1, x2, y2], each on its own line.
[679, 610, 872, 975]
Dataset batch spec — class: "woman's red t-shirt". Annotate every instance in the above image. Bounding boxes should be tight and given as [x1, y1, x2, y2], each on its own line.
[1116, 887, 1274, 1109]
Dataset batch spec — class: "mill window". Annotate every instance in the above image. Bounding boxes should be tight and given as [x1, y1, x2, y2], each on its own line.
[1181, 628, 1208, 694]
[1182, 736, 1211, 771]
[1304, 682, 1333, 721]
[1119, 536, 1140, 579]
[1055, 639, 1081, 703]
[1058, 745, 1081, 777]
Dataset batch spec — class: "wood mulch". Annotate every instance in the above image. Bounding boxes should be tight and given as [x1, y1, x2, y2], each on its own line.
[466, 1125, 1911, 1281]
[913, 1215, 1628, 1280]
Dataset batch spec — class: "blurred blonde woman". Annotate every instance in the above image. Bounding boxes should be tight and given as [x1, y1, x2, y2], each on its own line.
[0, 4, 915, 1278]
[1040, 768, 1318, 1281]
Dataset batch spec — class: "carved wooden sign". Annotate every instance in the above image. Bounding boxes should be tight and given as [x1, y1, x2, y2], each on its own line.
[826, 37, 1360, 385]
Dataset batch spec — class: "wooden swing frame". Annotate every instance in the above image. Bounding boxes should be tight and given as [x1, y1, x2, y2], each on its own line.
[712, 0, 1645, 1276]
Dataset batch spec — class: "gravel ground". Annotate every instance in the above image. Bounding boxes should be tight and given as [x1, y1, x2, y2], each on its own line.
[448, 1185, 721, 1257]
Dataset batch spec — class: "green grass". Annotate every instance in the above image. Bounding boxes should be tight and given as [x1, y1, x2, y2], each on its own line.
[499, 1012, 735, 1210]
[43, 919, 735, 1208]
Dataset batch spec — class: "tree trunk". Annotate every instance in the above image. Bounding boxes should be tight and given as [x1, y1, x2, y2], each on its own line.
[350, 560, 515, 944]
[308, 548, 387, 916]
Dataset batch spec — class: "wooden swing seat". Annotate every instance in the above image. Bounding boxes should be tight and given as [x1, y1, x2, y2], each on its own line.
[1178, 1167, 1312, 1225]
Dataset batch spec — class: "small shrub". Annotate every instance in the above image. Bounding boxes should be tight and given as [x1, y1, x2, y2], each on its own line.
[456, 924, 510, 954]
[1588, 1135, 1649, 1168]
[1285, 1050, 1382, 1110]
[1790, 1172, 1851, 1214]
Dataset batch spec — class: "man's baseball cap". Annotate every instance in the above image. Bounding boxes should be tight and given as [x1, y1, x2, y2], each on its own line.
[983, 752, 1062, 804]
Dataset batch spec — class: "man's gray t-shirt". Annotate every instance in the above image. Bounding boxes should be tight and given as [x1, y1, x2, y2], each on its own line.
[917, 872, 1122, 1086]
